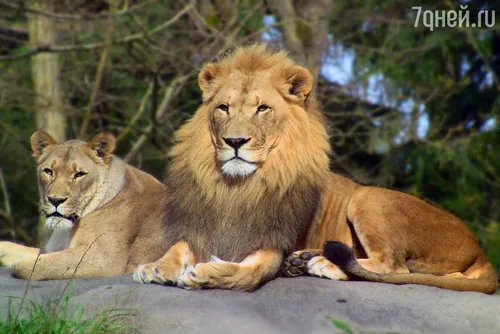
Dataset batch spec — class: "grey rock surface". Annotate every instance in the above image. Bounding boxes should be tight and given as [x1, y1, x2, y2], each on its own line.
[0, 267, 499, 334]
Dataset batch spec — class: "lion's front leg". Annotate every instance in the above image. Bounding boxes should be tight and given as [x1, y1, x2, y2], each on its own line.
[0, 241, 40, 269]
[177, 249, 282, 292]
[134, 241, 195, 285]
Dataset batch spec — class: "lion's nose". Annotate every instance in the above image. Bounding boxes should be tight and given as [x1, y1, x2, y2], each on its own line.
[48, 196, 67, 207]
[223, 137, 251, 150]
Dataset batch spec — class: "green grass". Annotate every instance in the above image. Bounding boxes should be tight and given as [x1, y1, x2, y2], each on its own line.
[332, 317, 354, 334]
[331, 317, 406, 334]
[1, 283, 137, 334]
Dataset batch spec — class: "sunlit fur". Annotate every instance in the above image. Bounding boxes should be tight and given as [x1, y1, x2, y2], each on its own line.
[169, 44, 331, 206]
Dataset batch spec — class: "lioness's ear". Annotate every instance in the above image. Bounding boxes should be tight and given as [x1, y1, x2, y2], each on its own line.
[88, 133, 116, 164]
[198, 63, 220, 92]
[284, 65, 313, 102]
[31, 130, 57, 162]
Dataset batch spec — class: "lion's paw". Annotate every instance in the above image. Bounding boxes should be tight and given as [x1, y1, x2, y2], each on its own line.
[133, 264, 153, 284]
[177, 256, 241, 290]
[307, 256, 348, 280]
[133, 263, 178, 285]
[280, 250, 322, 277]
[177, 264, 205, 290]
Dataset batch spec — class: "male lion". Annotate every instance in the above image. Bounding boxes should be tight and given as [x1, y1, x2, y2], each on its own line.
[0, 131, 168, 280]
[135, 44, 497, 294]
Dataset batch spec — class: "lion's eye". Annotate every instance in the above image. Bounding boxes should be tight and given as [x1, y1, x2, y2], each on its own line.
[256, 104, 270, 113]
[217, 104, 229, 113]
[74, 171, 87, 179]
[43, 168, 53, 176]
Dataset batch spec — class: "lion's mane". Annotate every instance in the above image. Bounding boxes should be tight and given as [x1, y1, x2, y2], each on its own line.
[162, 45, 332, 262]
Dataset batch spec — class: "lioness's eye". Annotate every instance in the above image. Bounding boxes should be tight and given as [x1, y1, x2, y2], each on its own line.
[256, 105, 270, 113]
[43, 168, 53, 176]
[74, 172, 87, 179]
[217, 104, 229, 112]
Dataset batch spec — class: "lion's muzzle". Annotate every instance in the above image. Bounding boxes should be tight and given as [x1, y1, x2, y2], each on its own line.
[223, 137, 250, 150]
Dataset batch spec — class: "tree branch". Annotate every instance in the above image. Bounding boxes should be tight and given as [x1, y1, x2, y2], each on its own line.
[0, 168, 11, 216]
[0, 3, 194, 62]
[116, 82, 154, 143]
[267, 0, 304, 63]
[79, 13, 115, 138]
[124, 74, 190, 163]
[0, 0, 158, 21]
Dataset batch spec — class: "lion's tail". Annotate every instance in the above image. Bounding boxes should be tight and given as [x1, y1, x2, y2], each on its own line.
[324, 241, 498, 295]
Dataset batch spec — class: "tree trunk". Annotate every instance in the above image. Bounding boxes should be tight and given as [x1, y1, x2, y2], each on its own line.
[27, 0, 65, 143]
[268, 0, 332, 87]
[27, 1, 65, 246]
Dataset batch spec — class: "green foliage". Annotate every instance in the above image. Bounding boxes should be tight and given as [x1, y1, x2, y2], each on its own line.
[0, 284, 136, 334]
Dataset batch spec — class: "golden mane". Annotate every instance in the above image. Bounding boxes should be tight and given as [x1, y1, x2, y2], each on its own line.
[168, 44, 331, 208]
[218, 44, 294, 73]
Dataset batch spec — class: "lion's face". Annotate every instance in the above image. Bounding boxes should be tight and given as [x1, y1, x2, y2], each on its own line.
[31, 131, 116, 230]
[199, 49, 315, 179]
[208, 71, 290, 177]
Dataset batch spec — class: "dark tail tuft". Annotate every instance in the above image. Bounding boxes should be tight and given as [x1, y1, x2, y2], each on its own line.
[324, 241, 357, 270]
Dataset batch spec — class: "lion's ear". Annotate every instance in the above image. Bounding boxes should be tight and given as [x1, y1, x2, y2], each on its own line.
[283, 65, 313, 102]
[198, 63, 220, 92]
[88, 133, 116, 164]
[31, 130, 57, 162]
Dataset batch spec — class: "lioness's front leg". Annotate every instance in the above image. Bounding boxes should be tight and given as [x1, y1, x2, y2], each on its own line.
[8, 245, 117, 280]
[134, 241, 195, 285]
[0, 241, 40, 269]
[177, 249, 282, 292]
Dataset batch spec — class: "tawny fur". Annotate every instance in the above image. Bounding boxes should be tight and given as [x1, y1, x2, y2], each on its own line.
[302, 184, 498, 294]
[137, 44, 496, 294]
[135, 44, 331, 291]
[291, 151, 498, 295]
[0, 131, 169, 280]
[161, 45, 331, 264]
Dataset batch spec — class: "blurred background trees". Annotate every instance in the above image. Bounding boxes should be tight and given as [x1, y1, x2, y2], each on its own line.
[0, 0, 499, 272]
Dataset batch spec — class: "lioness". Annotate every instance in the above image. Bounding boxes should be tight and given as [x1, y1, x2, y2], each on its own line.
[135, 44, 497, 294]
[0, 131, 168, 280]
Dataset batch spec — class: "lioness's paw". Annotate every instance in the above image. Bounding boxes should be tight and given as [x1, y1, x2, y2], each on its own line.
[133, 263, 178, 285]
[307, 256, 348, 280]
[0, 241, 19, 258]
[280, 250, 321, 277]
[0, 242, 35, 268]
[1, 253, 28, 268]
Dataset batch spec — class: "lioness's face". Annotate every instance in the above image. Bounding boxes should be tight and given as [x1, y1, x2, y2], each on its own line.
[31, 131, 116, 230]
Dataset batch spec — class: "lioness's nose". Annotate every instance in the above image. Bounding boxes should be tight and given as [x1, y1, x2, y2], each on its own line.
[223, 137, 251, 150]
[48, 196, 67, 207]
